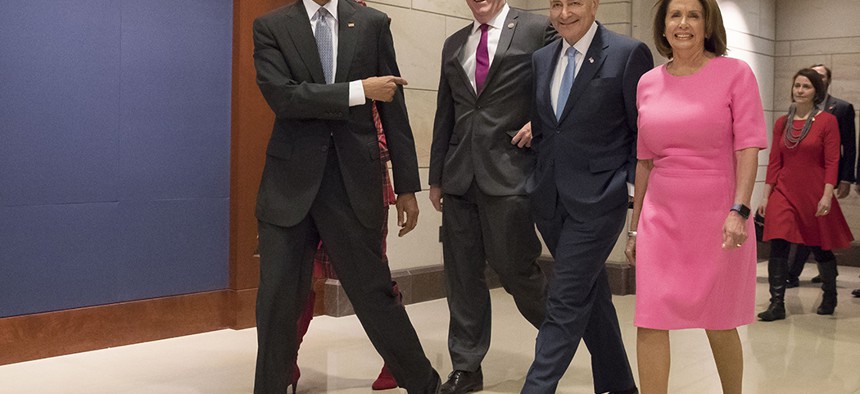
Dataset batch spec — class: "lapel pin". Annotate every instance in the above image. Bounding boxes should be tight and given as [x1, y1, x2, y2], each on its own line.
[588, 57, 594, 63]
[348, 22, 355, 28]
[508, 22, 515, 29]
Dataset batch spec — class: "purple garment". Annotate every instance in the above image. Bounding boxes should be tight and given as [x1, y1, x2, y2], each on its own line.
[475, 24, 489, 93]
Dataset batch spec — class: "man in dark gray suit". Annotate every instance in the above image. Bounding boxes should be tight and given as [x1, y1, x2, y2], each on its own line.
[786, 63, 857, 288]
[428, 0, 553, 392]
[252, 0, 439, 392]
[523, 0, 652, 392]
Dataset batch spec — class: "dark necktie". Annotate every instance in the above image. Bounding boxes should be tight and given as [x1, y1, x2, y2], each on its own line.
[475, 23, 489, 93]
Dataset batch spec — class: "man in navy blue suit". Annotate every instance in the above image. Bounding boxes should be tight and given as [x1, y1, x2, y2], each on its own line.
[522, 0, 652, 392]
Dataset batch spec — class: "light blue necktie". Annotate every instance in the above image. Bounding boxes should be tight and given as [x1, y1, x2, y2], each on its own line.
[555, 47, 578, 120]
[315, 7, 333, 84]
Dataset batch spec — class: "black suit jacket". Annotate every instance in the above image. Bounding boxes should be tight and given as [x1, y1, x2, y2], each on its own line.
[253, 1, 420, 230]
[527, 23, 653, 221]
[821, 95, 857, 183]
[429, 9, 553, 196]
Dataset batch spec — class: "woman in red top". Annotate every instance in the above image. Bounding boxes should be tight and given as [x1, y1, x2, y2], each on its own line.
[757, 68, 853, 321]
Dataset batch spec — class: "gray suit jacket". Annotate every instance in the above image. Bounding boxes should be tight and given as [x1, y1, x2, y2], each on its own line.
[253, 0, 420, 229]
[528, 23, 653, 221]
[429, 9, 553, 196]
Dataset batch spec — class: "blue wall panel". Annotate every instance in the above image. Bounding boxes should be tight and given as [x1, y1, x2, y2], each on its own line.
[0, 204, 120, 317]
[114, 199, 229, 301]
[0, 1, 121, 207]
[118, 0, 232, 201]
[0, 1, 233, 318]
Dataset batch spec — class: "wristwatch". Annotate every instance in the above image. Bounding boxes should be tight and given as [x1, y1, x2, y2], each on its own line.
[730, 203, 750, 219]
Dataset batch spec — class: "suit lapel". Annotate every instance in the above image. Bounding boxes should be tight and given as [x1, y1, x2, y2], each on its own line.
[335, 1, 357, 83]
[558, 24, 607, 123]
[285, 3, 326, 84]
[539, 40, 562, 126]
[480, 9, 519, 97]
[448, 26, 477, 99]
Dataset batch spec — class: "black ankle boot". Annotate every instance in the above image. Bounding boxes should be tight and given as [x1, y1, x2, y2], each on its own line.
[759, 257, 788, 322]
[816, 260, 838, 315]
[758, 301, 785, 321]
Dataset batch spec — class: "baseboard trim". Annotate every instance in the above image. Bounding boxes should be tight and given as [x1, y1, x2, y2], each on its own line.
[0, 257, 640, 365]
[0, 289, 249, 366]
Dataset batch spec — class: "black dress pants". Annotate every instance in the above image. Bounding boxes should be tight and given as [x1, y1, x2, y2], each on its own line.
[254, 150, 438, 393]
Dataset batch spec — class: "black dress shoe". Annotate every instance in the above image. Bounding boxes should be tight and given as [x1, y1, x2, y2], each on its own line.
[440, 368, 483, 394]
[852, 288, 860, 298]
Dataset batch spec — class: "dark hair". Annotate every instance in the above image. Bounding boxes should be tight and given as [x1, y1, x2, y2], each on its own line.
[809, 63, 832, 80]
[652, 0, 727, 59]
[791, 68, 827, 105]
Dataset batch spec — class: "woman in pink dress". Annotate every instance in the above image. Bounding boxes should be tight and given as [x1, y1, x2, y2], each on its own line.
[625, 0, 767, 392]
[756, 69, 853, 321]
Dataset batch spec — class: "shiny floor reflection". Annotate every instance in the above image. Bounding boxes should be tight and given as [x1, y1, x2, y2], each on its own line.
[1, 264, 858, 393]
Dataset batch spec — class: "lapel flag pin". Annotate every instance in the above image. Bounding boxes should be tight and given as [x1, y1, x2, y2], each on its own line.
[348, 22, 355, 28]
[508, 22, 515, 28]
[588, 57, 594, 63]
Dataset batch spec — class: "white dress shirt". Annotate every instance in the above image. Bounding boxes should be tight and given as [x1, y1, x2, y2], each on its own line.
[459, 4, 511, 92]
[303, 0, 365, 106]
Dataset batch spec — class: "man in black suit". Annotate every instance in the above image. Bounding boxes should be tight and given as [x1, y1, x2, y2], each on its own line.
[428, 1, 553, 392]
[523, 0, 652, 392]
[786, 63, 857, 288]
[252, 0, 439, 392]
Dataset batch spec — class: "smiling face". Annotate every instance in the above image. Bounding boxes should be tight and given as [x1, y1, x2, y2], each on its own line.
[792, 75, 816, 105]
[466, 0, 506, 24]
[664, 0, 706, 55]
[549, 0, 599, 46]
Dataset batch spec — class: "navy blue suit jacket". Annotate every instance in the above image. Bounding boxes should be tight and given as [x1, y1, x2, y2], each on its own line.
[527, 23, 653, 221]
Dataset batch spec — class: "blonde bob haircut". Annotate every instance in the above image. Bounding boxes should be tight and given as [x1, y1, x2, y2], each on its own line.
[652, 0, 727, 59]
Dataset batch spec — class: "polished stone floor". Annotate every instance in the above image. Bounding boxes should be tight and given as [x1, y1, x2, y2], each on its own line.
[1, 264, 859, 393]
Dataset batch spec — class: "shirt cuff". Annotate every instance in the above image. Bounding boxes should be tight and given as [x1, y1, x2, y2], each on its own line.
[627, 182, 634, 197]
[348, 80, 366, 107]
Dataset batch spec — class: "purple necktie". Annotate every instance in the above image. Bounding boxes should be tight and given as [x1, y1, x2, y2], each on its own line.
[475, 23, 489, 93]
